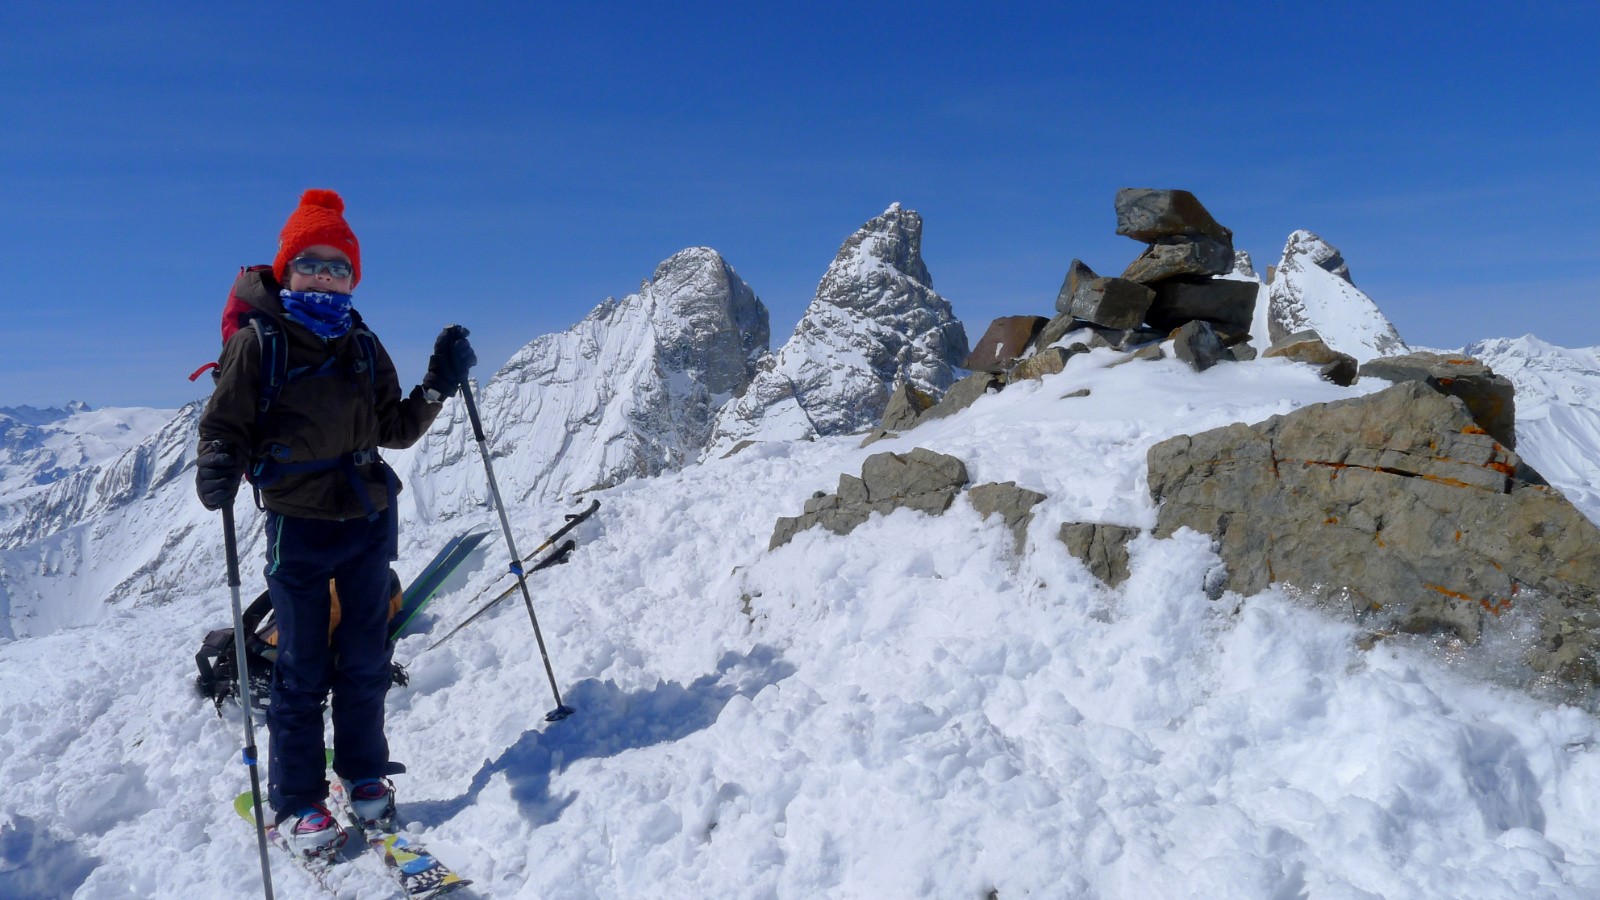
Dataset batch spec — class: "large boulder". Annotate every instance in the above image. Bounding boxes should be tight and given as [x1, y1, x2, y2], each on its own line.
[920, 372, 1001, 423]
[1144, 277, 1258, 333]
[1070, 277, 1155, 330]
[1011, 346, 1079, 382]
[1359, 351, 1517, 449]
[1171, 321, 1230, 372]
[1114, 188, 1233, 244]
[771, 448, 970, 549]
[1148, 380, 1600, 692]
[964, 316, 1049, 373]
[880, 382, 935, 431]
[1121, 237, 1235, 283]
[1054, 259, 1098, 316]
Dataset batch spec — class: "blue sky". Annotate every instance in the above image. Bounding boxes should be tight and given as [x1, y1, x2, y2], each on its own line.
[3, 2, 1597, 409]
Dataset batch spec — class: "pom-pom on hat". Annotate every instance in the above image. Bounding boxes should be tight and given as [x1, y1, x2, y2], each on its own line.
[273, 188, 362, 287]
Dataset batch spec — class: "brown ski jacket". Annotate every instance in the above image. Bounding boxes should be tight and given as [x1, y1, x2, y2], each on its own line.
[198, 267, 441, 520]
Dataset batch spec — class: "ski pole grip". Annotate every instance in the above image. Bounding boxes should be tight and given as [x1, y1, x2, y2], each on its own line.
[221, 504, 242, 589]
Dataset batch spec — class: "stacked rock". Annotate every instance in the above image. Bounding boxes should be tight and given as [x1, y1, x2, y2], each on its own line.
[1032, 189, 1257, 372]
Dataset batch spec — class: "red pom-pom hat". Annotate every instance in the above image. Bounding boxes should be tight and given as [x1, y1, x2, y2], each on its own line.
[273, 188, 362, 287]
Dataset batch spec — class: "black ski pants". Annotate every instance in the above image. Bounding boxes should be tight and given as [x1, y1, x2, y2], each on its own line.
[263, 510, 403, 820]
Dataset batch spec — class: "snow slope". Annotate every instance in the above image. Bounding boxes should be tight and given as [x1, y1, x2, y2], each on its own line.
[7, 349, 1600, 898]
[1466, 335, 1600, 526]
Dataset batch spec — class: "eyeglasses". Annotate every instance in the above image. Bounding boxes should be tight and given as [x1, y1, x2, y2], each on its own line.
[290, 256, 354, 279]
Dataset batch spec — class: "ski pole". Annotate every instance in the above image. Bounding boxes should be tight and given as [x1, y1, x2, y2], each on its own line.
[427, 539, 576, 653]
[458, 377, 576, 722]
[221, 499, 276, 900]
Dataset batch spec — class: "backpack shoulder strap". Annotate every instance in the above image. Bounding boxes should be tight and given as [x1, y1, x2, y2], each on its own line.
[249, 315, 288, 423]
[349, 314, 381, 403]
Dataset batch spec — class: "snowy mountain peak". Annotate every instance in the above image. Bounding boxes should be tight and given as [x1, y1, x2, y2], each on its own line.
[1267, 230, 1407, 362]
[394, 246, 769, 510]
[706, 205, 968, 452]
[1283, 229, 1353, 283]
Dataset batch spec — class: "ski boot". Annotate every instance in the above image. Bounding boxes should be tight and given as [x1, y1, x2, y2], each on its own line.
[280, 803, 348, 863]
[343, 777, 397, 833]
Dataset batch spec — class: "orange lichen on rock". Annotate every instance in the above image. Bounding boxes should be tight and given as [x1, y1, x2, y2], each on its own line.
[1425, 582, 1512, 615]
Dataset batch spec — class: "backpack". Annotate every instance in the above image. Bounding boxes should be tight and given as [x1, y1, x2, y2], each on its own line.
[194, 570, 409, 713]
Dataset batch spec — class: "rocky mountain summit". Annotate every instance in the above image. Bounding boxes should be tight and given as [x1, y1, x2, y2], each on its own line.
[833, 187, 1600, 702]
[398, 247, 769, 510]
[706, 204, 968, 454]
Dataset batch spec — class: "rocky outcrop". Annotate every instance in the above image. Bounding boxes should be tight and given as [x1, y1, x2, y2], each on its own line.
[770, 448, 969, 549]
[1059, 523, 1139, 587]
[770, 452, 1048, 553]
[708, 205, 968, 452]
[1148, 380, 1600, 691]
[1359, 351, 1516, 449]
[1011, 347, 1079, 382]
[1267, 230, 1407, 362]
[919, 372, 1000, 424]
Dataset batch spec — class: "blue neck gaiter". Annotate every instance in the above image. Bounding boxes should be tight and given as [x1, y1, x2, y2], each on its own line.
[280, 289, 354, 339]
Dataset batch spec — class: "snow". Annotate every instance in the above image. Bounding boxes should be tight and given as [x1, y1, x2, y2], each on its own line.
[6, 343, 1600, 898]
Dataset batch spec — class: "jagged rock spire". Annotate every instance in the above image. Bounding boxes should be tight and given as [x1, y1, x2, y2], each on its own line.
[706, 204, 968, 453]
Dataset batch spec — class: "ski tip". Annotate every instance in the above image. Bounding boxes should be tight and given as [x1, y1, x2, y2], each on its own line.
[545, 705, 576, 723]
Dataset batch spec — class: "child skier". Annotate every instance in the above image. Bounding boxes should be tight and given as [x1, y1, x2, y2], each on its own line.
[196, 188, 476, 860]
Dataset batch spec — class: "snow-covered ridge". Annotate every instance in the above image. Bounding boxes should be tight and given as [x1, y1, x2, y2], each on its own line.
[708, 203, 968, 451]
[0, 402, 174, 499]
[394, 246, 768, 513]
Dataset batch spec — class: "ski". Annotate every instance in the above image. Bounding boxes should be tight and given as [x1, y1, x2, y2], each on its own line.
[329, 779, 471, 898]
[390, 529, 493, 640]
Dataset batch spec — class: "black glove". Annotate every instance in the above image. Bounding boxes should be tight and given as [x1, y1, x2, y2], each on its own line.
[196, 441, 243, 511]
[423, 324, 477, 399]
